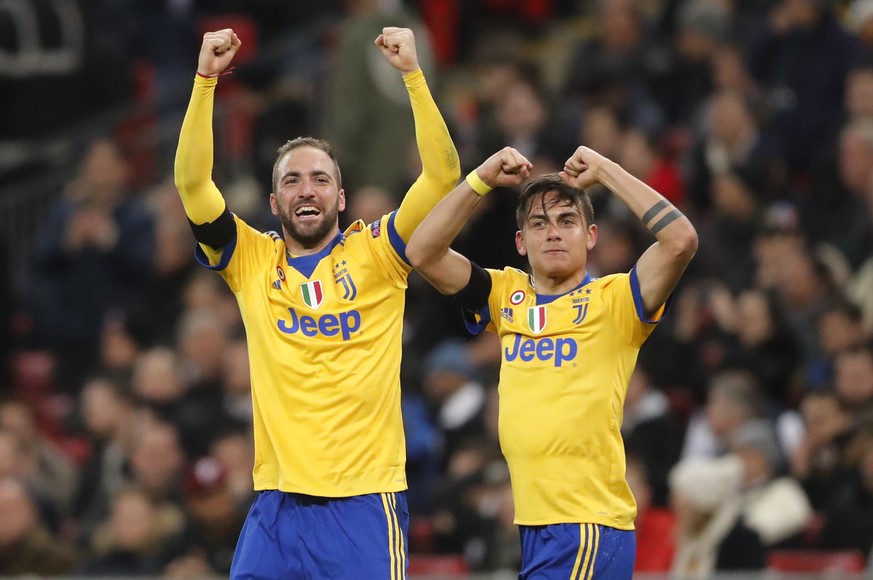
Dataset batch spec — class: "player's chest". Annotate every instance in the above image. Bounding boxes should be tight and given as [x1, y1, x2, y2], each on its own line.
[263, 253, 389, 311]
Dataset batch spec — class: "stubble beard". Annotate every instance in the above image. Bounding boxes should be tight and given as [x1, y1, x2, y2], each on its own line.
[278, 202, 340, 250]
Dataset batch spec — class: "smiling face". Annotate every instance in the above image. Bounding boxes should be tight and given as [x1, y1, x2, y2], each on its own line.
[270, 145, 346, 253]
[515, 189, 596, 283]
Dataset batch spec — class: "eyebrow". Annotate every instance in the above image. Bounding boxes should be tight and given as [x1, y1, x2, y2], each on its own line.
[281, 169, 333, 181]
[526, 210, 580, 223]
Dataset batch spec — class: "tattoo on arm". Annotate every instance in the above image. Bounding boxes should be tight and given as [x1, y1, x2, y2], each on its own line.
[641, 200, 669, 226]
[650, 209, 683, 235]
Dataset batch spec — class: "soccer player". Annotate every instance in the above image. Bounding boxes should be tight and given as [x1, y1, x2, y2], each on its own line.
[174, 27, 459, 579]
[406, 145, 698, 579]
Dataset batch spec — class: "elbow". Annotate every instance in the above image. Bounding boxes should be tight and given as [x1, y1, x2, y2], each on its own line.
[406, 241, 427, 270]
[668, 222, 699, 264]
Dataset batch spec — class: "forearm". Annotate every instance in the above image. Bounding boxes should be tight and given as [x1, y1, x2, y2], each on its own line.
[406, 180, 482, 271]
[393, 70, 460, 240]
[596, 160, 695, 250]
[173, 75, 227, 224]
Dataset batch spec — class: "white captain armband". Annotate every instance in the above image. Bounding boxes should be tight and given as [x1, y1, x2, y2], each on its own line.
[450, 261, 491, 312]
[188, 206, 235, 249]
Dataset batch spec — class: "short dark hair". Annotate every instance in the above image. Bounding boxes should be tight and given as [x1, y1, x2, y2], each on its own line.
[272, 137, 342, 192]
[515, 173, 594, 229]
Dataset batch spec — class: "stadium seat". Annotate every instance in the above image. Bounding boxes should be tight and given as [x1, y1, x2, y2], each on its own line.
[767, 549, 866, 573]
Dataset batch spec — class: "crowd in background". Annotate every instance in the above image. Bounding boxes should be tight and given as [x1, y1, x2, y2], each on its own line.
[3, 0, 873, 576]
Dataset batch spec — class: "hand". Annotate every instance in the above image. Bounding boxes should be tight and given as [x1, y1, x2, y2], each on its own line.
[197, 29, 242, 77]
[476, 147, 533, 188]
[375, 27, 419, 74]
[560, 146, 609, 190]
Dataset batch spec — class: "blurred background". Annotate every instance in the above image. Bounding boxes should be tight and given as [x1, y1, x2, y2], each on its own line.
[2, 0, 873, 577]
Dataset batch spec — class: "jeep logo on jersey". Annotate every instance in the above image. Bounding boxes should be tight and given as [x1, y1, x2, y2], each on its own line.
[300, 281, 323, 309]
[527, 306, 546, 334]
[278, 308, 361, 340]
[504, 333, 578, 367]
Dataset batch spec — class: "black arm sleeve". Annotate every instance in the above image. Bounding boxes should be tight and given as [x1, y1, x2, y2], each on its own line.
[449, 261, 491, 312]
[187, 207, 235, 249]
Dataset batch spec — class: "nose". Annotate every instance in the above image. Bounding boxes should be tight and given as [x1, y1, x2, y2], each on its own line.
[545, 222, 561, 240]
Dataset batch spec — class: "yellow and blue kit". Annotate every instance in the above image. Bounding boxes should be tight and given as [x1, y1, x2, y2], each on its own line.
[175, 66, 458, 579]
[464, 266, 667, 579]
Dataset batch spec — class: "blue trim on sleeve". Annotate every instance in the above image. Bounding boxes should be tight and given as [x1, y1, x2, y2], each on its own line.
[194, 233, 237, 271]
[286, 230, 343, 278]
[630, 265, 671, 323]
[386, 212, 411, 266]
[462, 305, 491, 335]
[535, 272, 593, 305]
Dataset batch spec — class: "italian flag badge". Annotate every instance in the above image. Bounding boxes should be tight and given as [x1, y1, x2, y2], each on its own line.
[301, 280, 324, 309]
[528, 305, 546, 334]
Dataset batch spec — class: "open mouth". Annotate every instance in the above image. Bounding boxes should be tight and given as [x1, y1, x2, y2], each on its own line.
[294, 206, 321, 219]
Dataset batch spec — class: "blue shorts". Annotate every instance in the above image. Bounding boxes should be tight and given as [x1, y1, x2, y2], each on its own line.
[230, 490, 409, 579]
[519, 523, 635, 579]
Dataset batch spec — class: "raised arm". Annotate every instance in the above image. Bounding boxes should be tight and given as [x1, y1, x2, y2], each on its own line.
[407, 147, 532, 294]
[174, 29, 241, 236]
[561, 146, 698, 317]
[374, 27, 461, 241]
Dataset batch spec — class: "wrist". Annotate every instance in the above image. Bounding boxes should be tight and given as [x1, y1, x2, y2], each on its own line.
[196, 70, 218, 79]
[465, 170, 493, 197]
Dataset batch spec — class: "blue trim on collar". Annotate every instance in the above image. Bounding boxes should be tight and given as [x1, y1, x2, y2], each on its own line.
[286, 230, 344, 279]
[535, 272, 593, 305]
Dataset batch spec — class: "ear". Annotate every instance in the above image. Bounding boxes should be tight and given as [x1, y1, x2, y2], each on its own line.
[269, 193, 279, 216]
[587, 223, 598, 251]
[338, 189, 346, 212]
[515, 230, 527, 256]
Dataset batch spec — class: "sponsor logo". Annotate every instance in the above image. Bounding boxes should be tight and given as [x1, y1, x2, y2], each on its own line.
[500, 307, 514, 323]
[278, 308, 361, 340]
[301, 281, 323, 309]
[371, 219, 382, 238]
[504, 333, 578, 367]
[271, 280, 282, 290]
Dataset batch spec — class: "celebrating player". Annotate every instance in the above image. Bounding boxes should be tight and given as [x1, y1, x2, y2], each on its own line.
[406, 145, 698, 579]
[174, 27, 459, 579]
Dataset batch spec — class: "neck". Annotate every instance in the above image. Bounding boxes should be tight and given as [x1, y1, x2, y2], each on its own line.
[532, 269, 588, 295]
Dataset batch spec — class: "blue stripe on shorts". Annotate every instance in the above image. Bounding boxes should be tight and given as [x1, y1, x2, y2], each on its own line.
[519, 523, 635, 579]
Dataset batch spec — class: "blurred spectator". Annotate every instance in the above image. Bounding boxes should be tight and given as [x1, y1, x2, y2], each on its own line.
[626, 453, 675, 573]
[28, 137, 157, 392]
[0, 476, 79, 576]
[681, 369, 766, 460]
[817, 427, 873, 555]
[423, 339, 488, 469]
[709, 286, 801, 404]
[803, 119, 873, 268]
[0, 396, 78, 518]
[670, 420, 812, 578]
[685, 89, 784, 216]
[832, 344, 873, 423]
[790, 389, 857, 510]
[321, 0, 435, 192]
[82, 486, 181, 576]
[623, 365, 685, 507]
[562, 0, 664, 133]
[617, 128, 687, 208]
[163, 457, 246, 576]
[71, 376, 138, 541]
[747, 0, 863, 173]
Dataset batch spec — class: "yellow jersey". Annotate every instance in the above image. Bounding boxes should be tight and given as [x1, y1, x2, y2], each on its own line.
[467, 267, 665, 528]
[199, 213, 411, 496]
